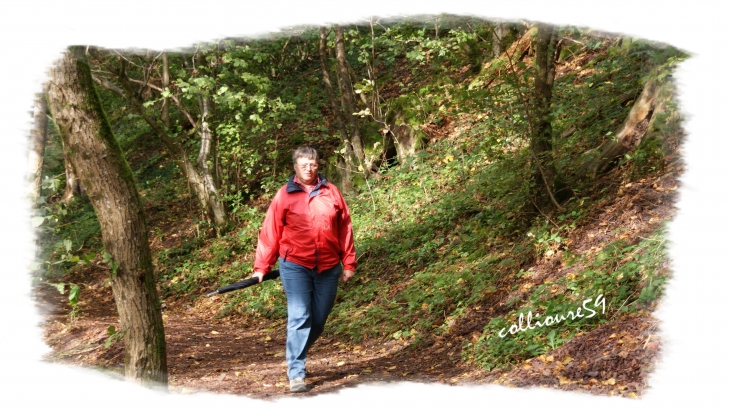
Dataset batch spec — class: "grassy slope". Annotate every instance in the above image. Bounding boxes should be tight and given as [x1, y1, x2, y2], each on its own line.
[37, 26, 684, 382]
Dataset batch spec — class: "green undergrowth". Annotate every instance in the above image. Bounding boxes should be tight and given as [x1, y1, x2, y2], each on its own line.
[151, 31, 678, 356]
[35, 22, 683, 375]
[463, 227, 670, 371]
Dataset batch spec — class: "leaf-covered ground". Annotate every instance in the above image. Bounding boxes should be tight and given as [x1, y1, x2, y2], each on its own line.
[33, 23, 682, 400]
[35, 158, 676, 399]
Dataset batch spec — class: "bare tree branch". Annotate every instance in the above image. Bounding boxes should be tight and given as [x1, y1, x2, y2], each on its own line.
[91, 74, 125, 97]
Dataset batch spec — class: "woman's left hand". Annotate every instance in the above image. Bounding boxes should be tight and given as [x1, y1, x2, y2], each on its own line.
[341, 270, 355, 283]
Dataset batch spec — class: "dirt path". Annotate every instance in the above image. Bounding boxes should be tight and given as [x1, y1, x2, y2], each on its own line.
[36, 256, 662, 399]
[37, 271, 485, 399]
[36, 165, 676, 399]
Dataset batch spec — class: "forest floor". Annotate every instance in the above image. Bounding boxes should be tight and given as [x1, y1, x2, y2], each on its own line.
[34, 158, 678, 400]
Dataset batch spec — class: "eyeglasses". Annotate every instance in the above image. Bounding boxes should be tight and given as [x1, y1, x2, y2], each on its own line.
[297, 163, 318, 170]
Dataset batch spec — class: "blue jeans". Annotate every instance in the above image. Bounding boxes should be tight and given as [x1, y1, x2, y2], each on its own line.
[279, 258, 341, 380]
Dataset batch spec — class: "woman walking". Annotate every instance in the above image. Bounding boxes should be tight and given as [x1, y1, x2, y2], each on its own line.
[252, 146, 356, 392]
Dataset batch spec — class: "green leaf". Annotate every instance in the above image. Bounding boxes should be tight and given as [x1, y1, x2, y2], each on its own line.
[82, 253, 96, 264]
[31, 217, 46, 227]
[54, 283, 65, 294]
[107, 325, 116, 336]
[68, 284, 80, 306]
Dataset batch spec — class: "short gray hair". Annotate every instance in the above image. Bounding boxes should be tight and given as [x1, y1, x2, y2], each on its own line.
[292, 146, 319, 164]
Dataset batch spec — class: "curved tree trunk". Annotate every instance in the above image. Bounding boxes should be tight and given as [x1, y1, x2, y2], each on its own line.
[107, 55, 227, 230]
[578, 76, 661, 176]
[28, 92, 48, 201]
[47, 47, 167, 387]
[197, 96, 227, 229]
[483, 26, 536, 74]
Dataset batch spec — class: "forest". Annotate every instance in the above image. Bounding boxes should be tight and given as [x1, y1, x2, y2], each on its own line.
[29, 15, 685, 398]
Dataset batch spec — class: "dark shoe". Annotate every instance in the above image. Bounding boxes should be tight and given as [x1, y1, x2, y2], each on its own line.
[289, 377, 307, 392]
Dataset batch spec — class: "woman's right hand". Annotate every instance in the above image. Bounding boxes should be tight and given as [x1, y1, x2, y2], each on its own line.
[252, 271, 265, 283]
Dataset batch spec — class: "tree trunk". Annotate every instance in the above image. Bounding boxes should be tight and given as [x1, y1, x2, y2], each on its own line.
[335, 25, 368, 177]
[482, 26, 535, 73]
[107, 55, 228, 230]
[46, 47, 167, 387]
[577, 76, 662, 176]
[28, 92, 48, 201]
[530, 23, 562, 210]
[161, 53, 171, 128]
[319, 27, 349, 144]
[197, 96, 228, 230]
[492, 23, 508, 58]
[319, 27, 354, 192]
[60, 138, 83, 202]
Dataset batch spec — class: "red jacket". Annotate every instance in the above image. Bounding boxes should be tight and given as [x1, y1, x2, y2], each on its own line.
[254, 174, 357, 275]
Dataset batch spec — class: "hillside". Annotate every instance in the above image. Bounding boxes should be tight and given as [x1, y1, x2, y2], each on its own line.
[33, 18, 684, 398]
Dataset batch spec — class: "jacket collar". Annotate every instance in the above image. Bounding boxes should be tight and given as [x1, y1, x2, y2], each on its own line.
[286, 173, 328, 196]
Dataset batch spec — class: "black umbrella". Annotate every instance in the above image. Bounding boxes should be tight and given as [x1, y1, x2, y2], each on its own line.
[206, 269, 281, 297]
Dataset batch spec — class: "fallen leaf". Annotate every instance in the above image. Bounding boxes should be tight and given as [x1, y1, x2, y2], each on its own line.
[211, 330, 219, 335]
[337, 361, 346, 366]
[603, 378, 616, 385]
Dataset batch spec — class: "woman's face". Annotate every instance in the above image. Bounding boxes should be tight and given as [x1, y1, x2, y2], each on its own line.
[294, 156, 318, 185]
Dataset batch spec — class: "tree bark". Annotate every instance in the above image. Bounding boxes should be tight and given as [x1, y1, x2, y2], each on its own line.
[46, 47, 167, 387]
[319, 27, 354, 191]
[334, 25, 368, 177]
[28, 92, 48, 201]
[530, 23, 562, 210]
[161, 53, 170, 128]
[492, 23, 508, 58]
[197, 96, 227, 229]
[319, 27, 349, 144]
[60, 137, 83, 202]
[103, 54, 228, 230]
[577, 76, 661, 176]
[483, 26, 535, 73]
